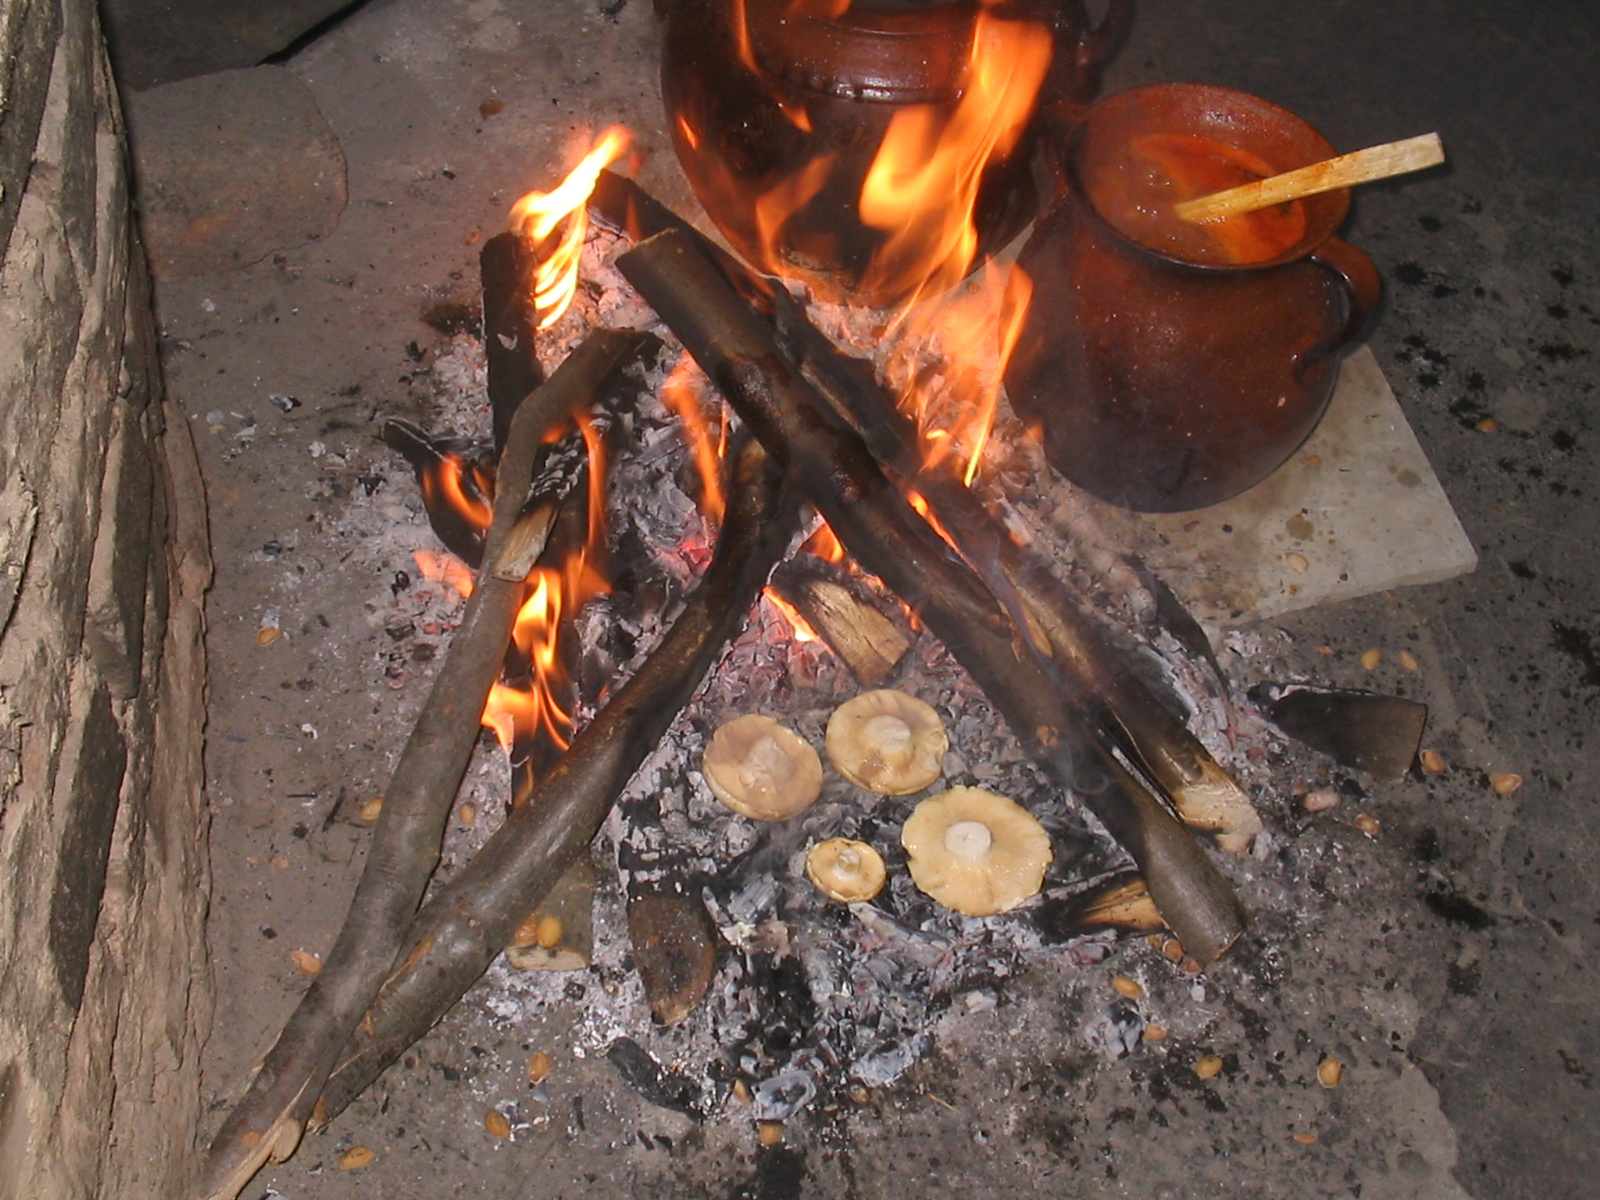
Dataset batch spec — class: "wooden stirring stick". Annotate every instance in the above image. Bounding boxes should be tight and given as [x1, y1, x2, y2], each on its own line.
[1175, 132, 1445, 223]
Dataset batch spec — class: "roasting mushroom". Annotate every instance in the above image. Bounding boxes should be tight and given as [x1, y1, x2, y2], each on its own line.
[805, 838, 887, 904]
[825, 689, 947, 795]
[901, 786, 1052, 916]
[702, 714, 823, 821]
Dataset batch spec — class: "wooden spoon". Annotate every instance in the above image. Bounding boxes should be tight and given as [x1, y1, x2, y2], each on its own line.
[1175, 132, 1445, 223]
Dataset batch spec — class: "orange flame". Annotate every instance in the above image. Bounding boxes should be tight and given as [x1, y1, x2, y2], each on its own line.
[732, 0, 815, 134]
[803, 521, 845, 565]
[904, 487, 960, 553]
[661, 354, 728, 525]
[508, 125, 633, 328]
[763, 587, 819, 642]
[886, 260, 1034, 486]
[419, 454, 494, 531]
[856, 7, 1052, 309]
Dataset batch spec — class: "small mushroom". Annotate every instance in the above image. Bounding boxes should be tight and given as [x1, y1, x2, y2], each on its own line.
[702, 714, 823, 821]
[825, 689, 947, 795]
[805, 838, 887, 903]
[900, 786, 1052, 916]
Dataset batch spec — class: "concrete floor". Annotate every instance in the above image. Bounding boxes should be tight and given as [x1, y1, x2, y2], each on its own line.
[108, 1, 1598, 1197]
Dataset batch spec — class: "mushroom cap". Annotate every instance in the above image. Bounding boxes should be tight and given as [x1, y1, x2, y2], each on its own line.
[825, 689, 948, 795]
[702, 714, 823, 821]
[805, 838, 887, 904]
[901, 786, 1052, 916]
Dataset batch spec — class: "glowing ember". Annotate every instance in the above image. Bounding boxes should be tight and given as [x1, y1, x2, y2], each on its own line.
[660, 354, 729, 525]
[412, 547, 475, 600]
[508, 125, 633, 329]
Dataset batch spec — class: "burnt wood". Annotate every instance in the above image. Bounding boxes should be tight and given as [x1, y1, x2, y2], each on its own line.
[480, 231, 547, 453]
[768, 555, 911, 686]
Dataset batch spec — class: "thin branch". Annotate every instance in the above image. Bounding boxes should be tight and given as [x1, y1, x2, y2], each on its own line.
[196, 329, 654, 1200]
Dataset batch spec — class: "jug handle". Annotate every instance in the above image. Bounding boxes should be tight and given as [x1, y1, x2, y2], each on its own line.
[1061, 0, 1136, 88]
[1305, 234, 1382, 364]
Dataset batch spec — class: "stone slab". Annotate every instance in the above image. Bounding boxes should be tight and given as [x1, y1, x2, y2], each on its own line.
[1142, 345, 1478, 629]
[101, 0, 355, 90]
[123, 66, 346, 277]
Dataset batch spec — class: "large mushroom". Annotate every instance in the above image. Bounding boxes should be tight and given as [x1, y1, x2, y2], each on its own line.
[901, 786, 1052, 916]
[825, 689, 947, 795]
[701, 714, 823, 821]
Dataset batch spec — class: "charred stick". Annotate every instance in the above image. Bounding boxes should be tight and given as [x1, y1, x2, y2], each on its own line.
[617, 230, 1246, 964]
[312, 437, 797, 1122]
[589, 172, 1259, 849]
[481, 231, 547, 452]
[196, 329, 653, 1200]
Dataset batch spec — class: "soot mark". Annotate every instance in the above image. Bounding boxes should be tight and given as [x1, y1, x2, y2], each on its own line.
[1394, 261, 1428, 286]
[1552, 622, 1600, 687]
[1424, 889, 1496, 929]
[726, 1148, 807, 1200]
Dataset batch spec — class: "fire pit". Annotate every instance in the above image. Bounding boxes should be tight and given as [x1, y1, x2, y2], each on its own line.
[165, 5, 1488, 1198]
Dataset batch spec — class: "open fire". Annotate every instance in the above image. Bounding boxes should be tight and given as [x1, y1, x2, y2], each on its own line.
[198, 17, 1295, 1196]
[369, 91, 1254, 1106]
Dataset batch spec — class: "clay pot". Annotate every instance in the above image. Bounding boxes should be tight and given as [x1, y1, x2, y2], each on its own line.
[658, 0, 1132, 303]
[1005, 83, 1382, 512]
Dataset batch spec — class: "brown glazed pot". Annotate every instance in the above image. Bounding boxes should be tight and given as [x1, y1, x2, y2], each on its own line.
[1005, 83, 1382, 512]
[658, 0, 1132, 303]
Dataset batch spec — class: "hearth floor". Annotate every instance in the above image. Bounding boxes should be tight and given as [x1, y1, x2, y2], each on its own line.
[122, 1, 1600, 1198]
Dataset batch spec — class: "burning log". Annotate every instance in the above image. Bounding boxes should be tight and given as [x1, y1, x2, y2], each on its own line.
[616, 228, 1247, 965]
[309, 436, 798, 1124]
[768, 556, 912, 686]
[196, 329, 653, 1200]
[589, 171, 1262, 853]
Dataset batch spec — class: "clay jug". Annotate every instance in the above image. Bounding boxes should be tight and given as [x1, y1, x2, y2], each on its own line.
[1005, 83, 1382, 512]
[658, 0, 1133, 304]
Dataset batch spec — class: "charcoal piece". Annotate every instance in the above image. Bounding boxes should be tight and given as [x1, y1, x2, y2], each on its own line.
[605, 1038, 705, 1121]
[850, 1035, 929, 1088]
[1251, 683, 1427, 780]
[750, 1070, 816, 1121]
[1084, 999, 1146, 1059]
[626, 893, 718, 1026]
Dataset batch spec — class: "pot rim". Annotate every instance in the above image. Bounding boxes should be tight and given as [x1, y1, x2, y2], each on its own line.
[1065, 82, 1350, 271]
